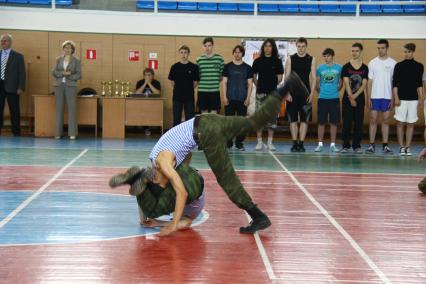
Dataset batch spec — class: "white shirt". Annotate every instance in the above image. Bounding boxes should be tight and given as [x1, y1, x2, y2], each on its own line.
[62, 58, 69, 83]
[368, 56, 397, 100]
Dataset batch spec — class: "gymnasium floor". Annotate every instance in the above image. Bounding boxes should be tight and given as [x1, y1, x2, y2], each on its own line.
[0, 137, 425, 283]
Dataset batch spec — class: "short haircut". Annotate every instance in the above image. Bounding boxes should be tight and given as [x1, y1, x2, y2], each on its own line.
[203, 37, 214, 45]
[377, 39, 389, 48]
[62, 40, 76, 54]
[296, 37, 308, 46]
[179, 45, 190, 54]
[143, 68, 154, 75]
[0, 34, 12, 41]
[232, 45, 245, 57]
[404, 43, 416, 52]
[352, 42, 363, 51]
[322, 48, 335, 56]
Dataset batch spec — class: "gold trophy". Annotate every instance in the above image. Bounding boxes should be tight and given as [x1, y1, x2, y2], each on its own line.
[101, 81, 106, 96]
[114, 79, 119, 96]
[125, 82, 130, 97]
[120, 81, 125, 97]
[108, 81, 113, 96]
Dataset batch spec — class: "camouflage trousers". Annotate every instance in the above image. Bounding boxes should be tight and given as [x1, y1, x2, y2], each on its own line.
[197, 93, 281, 209]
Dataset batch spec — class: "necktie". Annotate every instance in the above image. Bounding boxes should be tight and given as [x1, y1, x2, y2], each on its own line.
[0, 51, 7, 80]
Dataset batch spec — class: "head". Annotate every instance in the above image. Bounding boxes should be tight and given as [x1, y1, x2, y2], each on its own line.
[62, 40, 76, 56]
[260, 38, 278, 58]
[143, 68, 155, 80]
[403, 43, 416, 60]
[351, 42, 363, 60]
[377, 39, 389, 57]
[0, 34, 12, 50]
[296, 37, 308, 56]
[232, 45, 245, 61]
[322, 48, 335, 64]
[203, 37, 214, 55]
[179, 45, 190, 61]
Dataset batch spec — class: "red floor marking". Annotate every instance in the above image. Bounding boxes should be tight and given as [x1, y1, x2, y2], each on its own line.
[0, 166, 60, 191]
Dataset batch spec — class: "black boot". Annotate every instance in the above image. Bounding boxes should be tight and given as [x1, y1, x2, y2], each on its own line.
[240, 204, 271, 234]
[109, 166, 142, 188]
[274, 71, 309, 100]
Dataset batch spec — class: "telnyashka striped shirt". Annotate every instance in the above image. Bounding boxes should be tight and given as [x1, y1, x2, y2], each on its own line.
[149, 118, 197, 167]
[197, 54, 224, 92]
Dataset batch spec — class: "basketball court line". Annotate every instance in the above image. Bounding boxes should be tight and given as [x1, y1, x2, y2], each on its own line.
[0, 149, 88, 230]
[267, 149, 392, 284]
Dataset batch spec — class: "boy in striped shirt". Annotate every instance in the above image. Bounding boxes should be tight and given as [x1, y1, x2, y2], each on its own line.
[197, 37, 224, 114]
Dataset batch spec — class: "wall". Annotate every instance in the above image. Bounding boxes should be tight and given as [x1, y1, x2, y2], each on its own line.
[0, 30, 425, 129]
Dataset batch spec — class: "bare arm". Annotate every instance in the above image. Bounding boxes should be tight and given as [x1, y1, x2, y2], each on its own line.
[253, 73, 258, 88]
[276, 74, 283, 86]
[245, 78, 253, 107]
[156, 151, 188, 236]
[284, 56, 291, 80]
[135, 81, 147, 94]
[222, 76, 229, 105]
[353, 79, 368, 99]
[170, 80, 175, 88]
[315, 76, 320, 94]
[310, 57, 317, 95]
[147, 81, 161, 95]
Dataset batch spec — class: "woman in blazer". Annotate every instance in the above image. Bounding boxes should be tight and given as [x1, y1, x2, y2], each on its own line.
[52, 40, 82, 139]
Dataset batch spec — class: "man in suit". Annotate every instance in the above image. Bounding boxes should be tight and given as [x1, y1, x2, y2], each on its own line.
[0, 34, 26, 136]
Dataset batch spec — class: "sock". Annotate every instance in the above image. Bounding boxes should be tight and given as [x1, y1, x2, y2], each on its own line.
[330, 142, 335, 147]
[267, 137, 273, 145]
[318, 141, 323, 147]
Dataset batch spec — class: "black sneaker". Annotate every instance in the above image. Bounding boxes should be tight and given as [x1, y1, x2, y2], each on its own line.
[239, 215, 272, 234]
[290, 144, 299, 152]
[383, 145, 393, 154]
[340, 147, 350, 153]
[365, 144, 375, 154]
[236, 145, 245, 151]
[298, 142, 306, 152]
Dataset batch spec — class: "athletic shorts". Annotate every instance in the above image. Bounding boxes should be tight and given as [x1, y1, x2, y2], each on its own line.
[256, 93, 277, 129]
[183, 191, 205, 219]
[371, 98, 391, 112]
[286, 100, 312, 122]
[197, 91, 221, 112]
[317, 98, 341, 124]
[394, 100, 418, 123]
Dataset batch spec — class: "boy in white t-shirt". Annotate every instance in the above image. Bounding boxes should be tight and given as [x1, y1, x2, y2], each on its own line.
[366, 39, 397, 154]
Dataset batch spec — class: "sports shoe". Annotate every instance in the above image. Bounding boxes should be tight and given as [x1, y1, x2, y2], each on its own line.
[267, 143, 276, 151]
[290, 144, 299, 152]
[314, 144, 323, 152]
[405, 147, 412, 156]
[69, 136, 76, 140]
[365, 144, 375, 154]
[383, 145, 393, 154]
[399, 147, 406, 156]
[109, 166, 141, 188]
[353, 148, 363, 154]
[298, 143, 306, 152]
[236, 145, 245, 151]
[330, 144, 339, 153]
[255, 141, 263, 151]
[340, 147, 350, 153]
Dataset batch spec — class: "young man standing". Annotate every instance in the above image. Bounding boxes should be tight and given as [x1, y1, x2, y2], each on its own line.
[169, 45, 199, 126]
[366, 39, 397, 154]
[393, 43, 424, 156]
[340, 43, 369, 153]
[315, 48, 342, 153]
[284, 37, 316, 152]
[196, 37, 224, 114]
[252, 38, 284, 151]
[222, 45, 253, 151]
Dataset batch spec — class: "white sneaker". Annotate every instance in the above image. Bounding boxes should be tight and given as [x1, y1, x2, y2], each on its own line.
[405, 147, 412, 156]
[267, 143, 276, 151]
[314, 144, 323, 152]
[399, 147, 406, 156]
[330, 144, 339, 153]
[69, 136, 76, 140]
[255, 141, 263, 151]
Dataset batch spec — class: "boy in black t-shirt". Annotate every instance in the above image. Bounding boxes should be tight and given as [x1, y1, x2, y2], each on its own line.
[341, 43, 369, 153]
[168, 45, 199, 126]
[252, 39, 284, 151]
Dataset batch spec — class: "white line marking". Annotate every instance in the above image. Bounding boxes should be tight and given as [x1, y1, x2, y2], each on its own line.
[0, 149, 88, 230]
[244, 212, 277, 281]
[267, 149, 392, 284]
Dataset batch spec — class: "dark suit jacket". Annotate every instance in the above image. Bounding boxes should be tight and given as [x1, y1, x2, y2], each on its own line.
[0, 49, 26, 93]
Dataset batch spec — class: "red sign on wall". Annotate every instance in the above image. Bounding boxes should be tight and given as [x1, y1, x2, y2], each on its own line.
[86, 49, 97, 60]
[128, 50, 140, 62]
[148, 59, 158, 70]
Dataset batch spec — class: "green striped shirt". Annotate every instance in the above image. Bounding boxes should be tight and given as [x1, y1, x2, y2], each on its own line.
[196, 54, 224, 92]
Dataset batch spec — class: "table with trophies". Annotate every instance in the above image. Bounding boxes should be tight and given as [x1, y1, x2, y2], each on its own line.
[33, 93, 98, 137]
[101, 80, 164, 139]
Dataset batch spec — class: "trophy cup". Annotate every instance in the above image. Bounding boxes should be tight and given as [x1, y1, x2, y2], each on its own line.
[101, 81, 106, 96]
[114, 79, 119, 96]
[125, 82, 130, 97]
[120, 81, 125, 97]
[108, 81, 112, 96]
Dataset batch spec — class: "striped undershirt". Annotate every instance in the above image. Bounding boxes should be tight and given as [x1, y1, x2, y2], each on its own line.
[149, 118, 197, 167]
[196, 54, 224, 92]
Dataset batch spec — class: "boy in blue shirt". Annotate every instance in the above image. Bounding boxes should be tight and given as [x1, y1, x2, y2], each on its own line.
[315, 48, 342, 152]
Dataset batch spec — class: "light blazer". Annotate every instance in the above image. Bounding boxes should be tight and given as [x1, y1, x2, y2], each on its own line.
[0, 49, 26, 93]
[52, 55, 82, 87]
